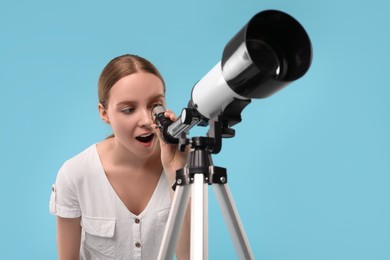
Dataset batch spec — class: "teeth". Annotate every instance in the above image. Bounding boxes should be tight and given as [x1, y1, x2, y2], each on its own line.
[136, 133, 154, 143]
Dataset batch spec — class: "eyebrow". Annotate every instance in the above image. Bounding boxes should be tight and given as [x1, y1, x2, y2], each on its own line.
[115, 94, 165, 107]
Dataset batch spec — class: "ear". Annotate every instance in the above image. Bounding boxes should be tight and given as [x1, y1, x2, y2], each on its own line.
[98, 103, 110, 124]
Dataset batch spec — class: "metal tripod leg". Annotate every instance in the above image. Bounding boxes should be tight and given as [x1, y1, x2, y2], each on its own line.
[213, 183, 254, 260]
[191, 173, 208, 260]
[157, 184, 191, 260]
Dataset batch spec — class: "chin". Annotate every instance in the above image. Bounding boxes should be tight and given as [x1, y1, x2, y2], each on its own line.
[136, 139, 160, 158]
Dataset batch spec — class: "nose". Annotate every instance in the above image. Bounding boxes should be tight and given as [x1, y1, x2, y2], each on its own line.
[138, 108, 154, 128]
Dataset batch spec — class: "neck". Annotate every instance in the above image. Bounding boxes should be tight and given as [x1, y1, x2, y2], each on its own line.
[98, 137, 162, 172]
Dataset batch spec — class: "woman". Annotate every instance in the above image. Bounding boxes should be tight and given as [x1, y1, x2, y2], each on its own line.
[49, 54, 190, 259]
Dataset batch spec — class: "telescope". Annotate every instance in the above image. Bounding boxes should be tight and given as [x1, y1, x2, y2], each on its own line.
[153, 9, 312, 152]
[155, 10, 313, 260]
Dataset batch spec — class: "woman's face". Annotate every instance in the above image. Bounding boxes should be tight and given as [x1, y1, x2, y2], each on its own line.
[101, 72, 165, 159]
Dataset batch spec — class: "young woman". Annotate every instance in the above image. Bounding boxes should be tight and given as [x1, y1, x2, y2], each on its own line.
[49, 54, 190, 259]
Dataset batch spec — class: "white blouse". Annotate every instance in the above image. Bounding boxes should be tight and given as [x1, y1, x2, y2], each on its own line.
[49, 144, 171, 259]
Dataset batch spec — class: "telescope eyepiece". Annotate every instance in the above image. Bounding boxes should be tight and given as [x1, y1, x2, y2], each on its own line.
[152, 105, 179, 144]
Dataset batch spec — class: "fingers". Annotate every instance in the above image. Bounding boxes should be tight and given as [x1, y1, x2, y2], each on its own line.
[164, 109, 177, 122]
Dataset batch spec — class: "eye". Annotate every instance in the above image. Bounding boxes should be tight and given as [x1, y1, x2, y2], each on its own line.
[121, 107, 135, 114]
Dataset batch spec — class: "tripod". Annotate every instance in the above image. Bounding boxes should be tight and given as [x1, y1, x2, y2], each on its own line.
[157, 118, 254, 259]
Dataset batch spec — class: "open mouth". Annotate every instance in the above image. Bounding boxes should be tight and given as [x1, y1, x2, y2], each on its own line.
[135, 133, 155, 143]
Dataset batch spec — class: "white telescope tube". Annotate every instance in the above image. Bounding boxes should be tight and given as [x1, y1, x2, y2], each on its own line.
[191, 61, 249, 120]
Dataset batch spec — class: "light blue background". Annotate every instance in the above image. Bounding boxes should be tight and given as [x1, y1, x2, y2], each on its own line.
[1, 0, 389, 259]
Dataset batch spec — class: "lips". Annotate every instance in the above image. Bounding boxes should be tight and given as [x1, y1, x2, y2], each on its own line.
[135, 133, 155, 143]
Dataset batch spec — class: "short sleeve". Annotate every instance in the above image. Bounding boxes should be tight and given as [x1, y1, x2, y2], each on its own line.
[49, 162, 81, 218]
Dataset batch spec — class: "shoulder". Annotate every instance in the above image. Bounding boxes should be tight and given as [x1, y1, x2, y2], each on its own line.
[58, 144, 100, 182]
[51, 144, 102, 217]
[65, 144, 98, 166]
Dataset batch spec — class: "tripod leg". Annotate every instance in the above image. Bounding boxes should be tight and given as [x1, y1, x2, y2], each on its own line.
[213, 184, 254, 260]
[158, 184, 191, 260]
[191, 173, 208, 260]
